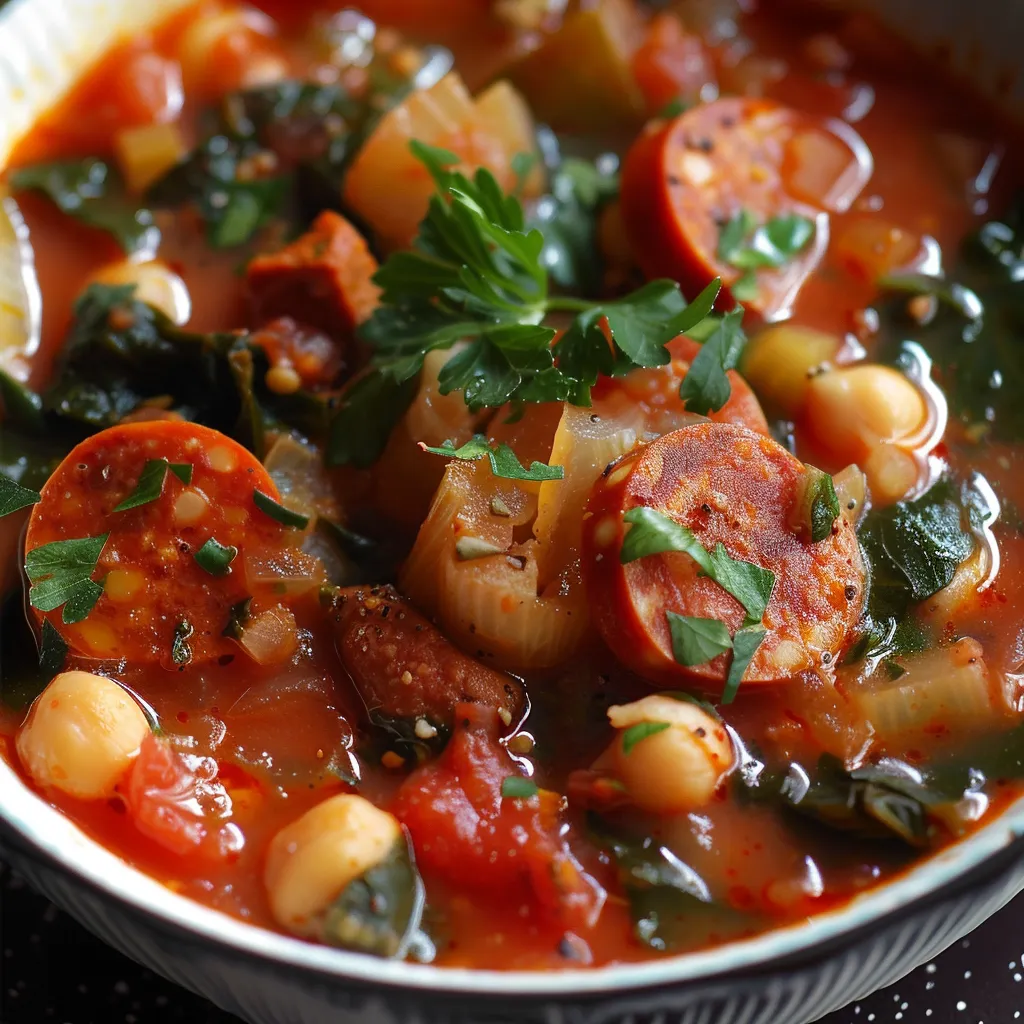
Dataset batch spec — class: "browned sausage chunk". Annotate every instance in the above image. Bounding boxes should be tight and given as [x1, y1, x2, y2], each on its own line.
[331, 585, 526, 732]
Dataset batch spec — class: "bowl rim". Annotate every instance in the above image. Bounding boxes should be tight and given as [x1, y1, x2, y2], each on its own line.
[2, 754, 1024, 996]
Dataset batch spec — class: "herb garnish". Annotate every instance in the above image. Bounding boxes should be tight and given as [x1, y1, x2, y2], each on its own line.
[171, 620, 193, 666]
[222, 597, 253, 640]
[0, 474, 40, 517]
[25, 533, 109, 624]
[113, 459, 193, 512]
[678, 308, 746, 415]
[722, 625, 766, 704]
[194, 538, 238, 576]
[621, 720, 671, 755]
[621, 507, 775, 624]
[253, 489, 310, 529]
[666, 613, 732, 666]
[717, 209, 816, 301]
[419, 435, 564, 482]
[11, 158, 159, 255]
[501, 776, 540, 799]
[796, 467, 841, 543]
[327, 141, 724, 468]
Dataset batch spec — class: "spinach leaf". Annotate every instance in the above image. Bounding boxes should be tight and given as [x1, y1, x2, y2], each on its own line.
[323, 838, 425, 958]
[11, 158, 159, 255]
[588, 814, 719, 952]
[41, 283, 329, 456]
[855, 477, 975, 657]
[874, 196, 1024, 442]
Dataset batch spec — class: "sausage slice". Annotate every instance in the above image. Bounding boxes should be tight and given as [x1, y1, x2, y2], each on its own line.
[582, 422, 865, 691]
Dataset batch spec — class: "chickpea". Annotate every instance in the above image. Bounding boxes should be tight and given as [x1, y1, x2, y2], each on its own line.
[740, 325, 842, 419]
[606, 695, 733, 815]
[803, 364, 929, 503]
[264, 794, 401, 937]
[17, 671, 150, 800]
[89, 260, 192, 325]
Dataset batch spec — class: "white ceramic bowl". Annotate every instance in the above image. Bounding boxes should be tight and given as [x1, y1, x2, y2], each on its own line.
[1, 2, 1023, 1022]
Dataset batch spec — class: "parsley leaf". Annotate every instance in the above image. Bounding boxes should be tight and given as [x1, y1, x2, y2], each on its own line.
[194, 538, 238, 576]
[667, 613, 732, 666]
[722, 625, 765, 704]
[333, 142, 722, 467]
[10, 158, 159, 255]
[501, 776, 539, 799]
[25, 533, 109, 624]
[678, 308, 746, 415]
[113, 459, 191, 512]
[0, 474, 40, 517]
[621, 507, 775, 624]
[717, 209, 816, 271]
[253, 489, 310, 529]
[621, 721, 671, 755]
[419, 435, 564, 482]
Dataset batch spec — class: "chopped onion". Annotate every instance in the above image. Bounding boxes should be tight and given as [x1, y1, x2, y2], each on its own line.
[236, 606, 300, 665]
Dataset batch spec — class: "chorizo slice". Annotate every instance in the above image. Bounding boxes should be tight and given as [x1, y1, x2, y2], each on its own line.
[331, 584, 526, 735]
[245, 210, 380, 346]
[620, 97, 870, 318]
[582, 421, 865, 691]
[25, 421, 297, 666]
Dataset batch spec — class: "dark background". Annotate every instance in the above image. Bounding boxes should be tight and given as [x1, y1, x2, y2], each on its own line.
[1, 861, 1022, 1024]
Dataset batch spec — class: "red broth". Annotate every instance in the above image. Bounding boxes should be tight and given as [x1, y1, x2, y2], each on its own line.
[1, 0, 1023, 970]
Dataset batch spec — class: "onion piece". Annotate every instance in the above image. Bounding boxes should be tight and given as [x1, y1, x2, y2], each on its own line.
[236, 606, 300, 666]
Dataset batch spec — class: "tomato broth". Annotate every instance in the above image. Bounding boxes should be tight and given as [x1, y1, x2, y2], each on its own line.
[1, 0, 1023, 971]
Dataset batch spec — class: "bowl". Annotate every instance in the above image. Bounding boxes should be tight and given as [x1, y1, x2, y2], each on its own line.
[1, 1, 1023, 1021]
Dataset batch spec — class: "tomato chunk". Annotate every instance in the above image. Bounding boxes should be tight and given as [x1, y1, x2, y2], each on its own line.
[620, 97, 870, 318]
[25, 421, 295, 665]
[391, 704, 604, 931]
[582, 422, 865, 691]
[125, 734, 243, 863]
[331, 585, 526, 730]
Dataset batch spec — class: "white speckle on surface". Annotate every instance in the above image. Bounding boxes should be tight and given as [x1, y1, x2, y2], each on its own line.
[926, 981, 935, 990]
[956, 1002, 967, 1012]
[1015, 973, 1022, 983]
[925, 1012, 933, 1018]
[1011, 962, 1017, 970]
[926, 963, 937, 974]
[895, 1013, 903, 1020]
[867, 1014, 876, 1021]
[854, 1007, 861, 1015]
[964, 970, 972, 979]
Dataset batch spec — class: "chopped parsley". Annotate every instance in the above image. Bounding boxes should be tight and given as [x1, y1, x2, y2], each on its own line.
[722, 625, 766, 704]
[667, 613, 732, 666]
[25, 533, 109, 624]
[795, 467, 841, 543]
[419, 435, 563, 482]
[0, 474, 40, 517]
[327, 141, 725, 468]
[112, 459, 193, 512]
[621, 720, 671, 755]
[620, 507, 775, 624]
[501, 776, 539, 799]
[222, 597, 253, 640]
[717, 209, 816, 301]
[678, 308, 746, 415]
[253, 489, 310, 529]
[193, 538, 238, 576]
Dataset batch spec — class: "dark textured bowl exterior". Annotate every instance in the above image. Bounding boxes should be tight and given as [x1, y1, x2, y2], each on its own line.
[3, 818, 1024, 1024]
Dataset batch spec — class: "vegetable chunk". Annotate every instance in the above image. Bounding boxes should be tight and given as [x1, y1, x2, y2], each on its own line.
[582, 422, 865, 691]
[331, 584, 525, 734]
[246, 210, 380, 345]
[24, 421, 297, 665]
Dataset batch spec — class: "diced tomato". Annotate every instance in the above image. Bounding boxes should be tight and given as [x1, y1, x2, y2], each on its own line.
[124, 734, 243, 863]
[391, 704, 604, 932]
[582, 421, 865, 692]
[24, 421, 298, 665]
[631, 13, 716, 115]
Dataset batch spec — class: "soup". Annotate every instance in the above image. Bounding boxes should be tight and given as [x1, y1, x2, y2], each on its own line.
[1, 0, 1022, 971]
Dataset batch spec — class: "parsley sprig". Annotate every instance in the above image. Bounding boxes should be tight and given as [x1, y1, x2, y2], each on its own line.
[717, 208, 816, 302]
[25, 534, 109, 624]
[327, 141, 725, 468]
[419, 435, 563, 482]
